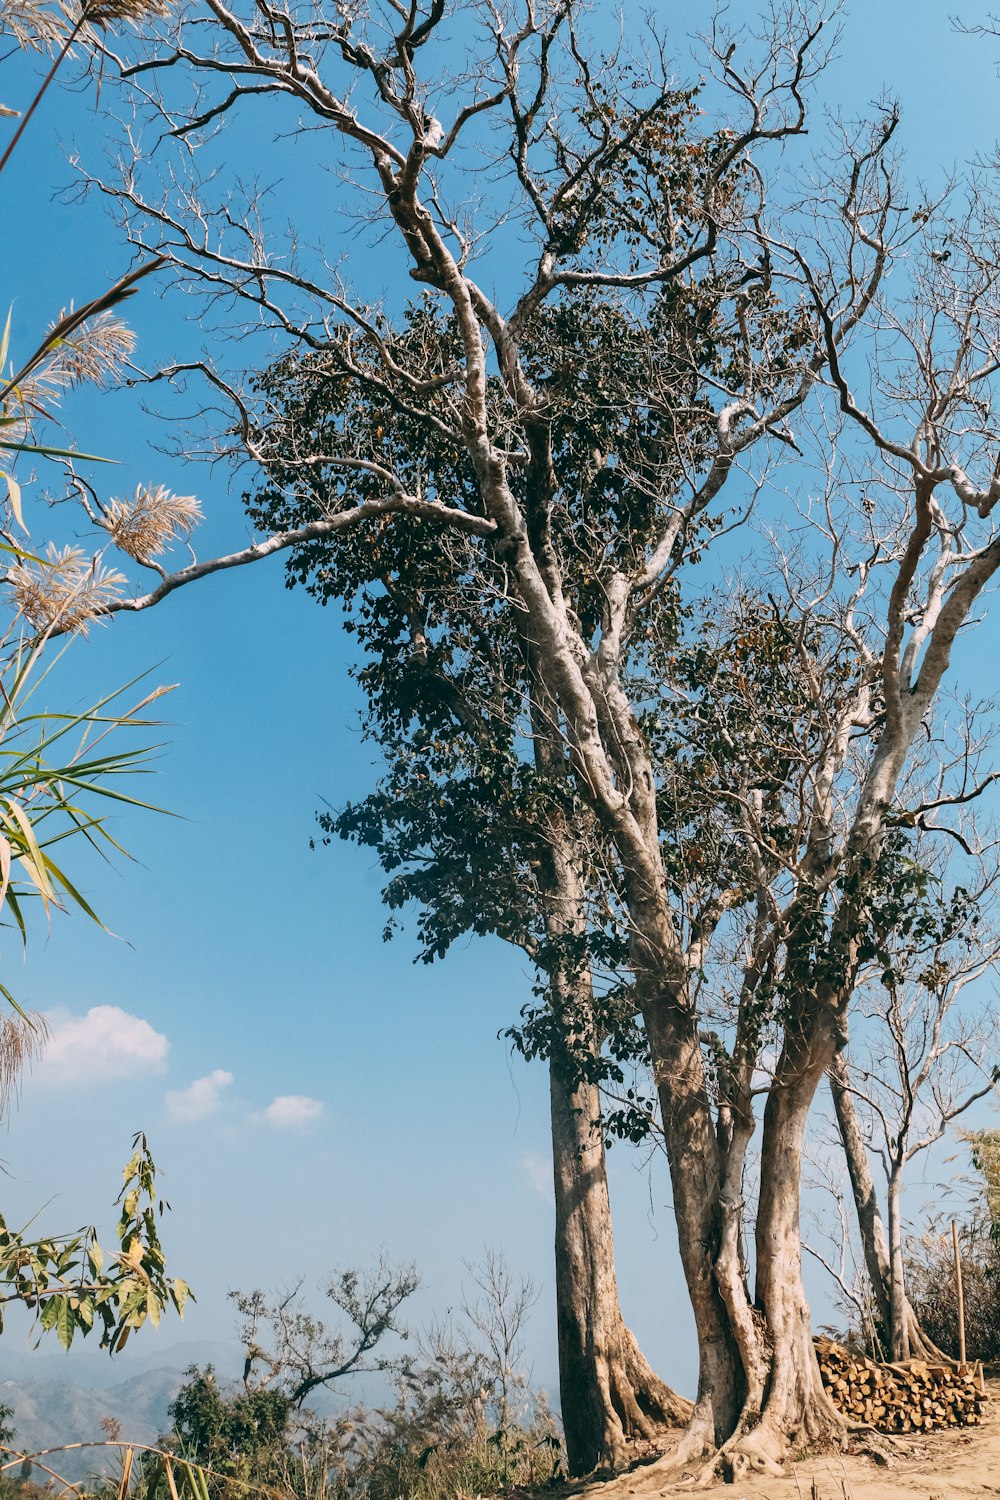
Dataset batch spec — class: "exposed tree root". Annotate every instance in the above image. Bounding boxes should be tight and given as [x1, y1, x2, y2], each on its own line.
[844, 1424, 899, 1466]
[691, 1413, 786, 1487]
[645, 1403, 718, 1477]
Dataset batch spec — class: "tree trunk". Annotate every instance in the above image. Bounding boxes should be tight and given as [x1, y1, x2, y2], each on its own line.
[528, 664, 693, 1473]
[828, 1054, 947, 1361]
[886, 1172, 908, 1362]
[828, 1052, 893, 1331]
[640, 993, 745, 1453]
[550, 1031, 692, 1474]
[735, 1021, 845, 1474]
[713, 1085, 771, 1424]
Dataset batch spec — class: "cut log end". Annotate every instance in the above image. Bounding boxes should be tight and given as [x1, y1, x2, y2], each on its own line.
[814, 1336, 987, 1435]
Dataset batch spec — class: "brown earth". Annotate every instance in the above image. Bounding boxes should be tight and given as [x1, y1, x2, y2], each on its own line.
[528, 1380, 1000, 1500]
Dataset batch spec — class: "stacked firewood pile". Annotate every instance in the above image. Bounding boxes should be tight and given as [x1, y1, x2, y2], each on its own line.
[815, 1337, 986, 1432]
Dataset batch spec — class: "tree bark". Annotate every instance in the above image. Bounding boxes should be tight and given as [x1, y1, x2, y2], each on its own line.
[737, 1015, 846, 1472]
[887, 1172, 908, 1361]
[640, 991, 745, 1452]
[550, 1030, 692, 1474]
[528, 656, 693, 1474]
[828, 1052, 893, 1332]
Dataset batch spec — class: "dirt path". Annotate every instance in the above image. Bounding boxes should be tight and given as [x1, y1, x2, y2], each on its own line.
[540, 1384, 1000, 1500]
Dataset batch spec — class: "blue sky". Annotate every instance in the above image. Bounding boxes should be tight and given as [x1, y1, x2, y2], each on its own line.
[0, 0, 999, 1405]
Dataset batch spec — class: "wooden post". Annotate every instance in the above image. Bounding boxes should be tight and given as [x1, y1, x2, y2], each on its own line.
[952, 1220, 967, 1366]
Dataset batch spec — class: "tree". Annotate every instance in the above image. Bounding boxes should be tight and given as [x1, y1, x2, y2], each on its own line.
[166, 1260, 420, 1495]
[828, 854, 1000, 1361]
[31, 0, 875, 1461]
[15, 0, 1000, 1472]
[85, 6, 861, 1458]
[168, 1366, 292, 1493]
[233, 1256, 419, 1407]
[167, 1252, 562, 1500]
[282, 298, 695, 1472]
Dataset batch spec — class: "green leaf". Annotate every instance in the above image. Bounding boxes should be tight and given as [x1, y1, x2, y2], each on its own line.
[3, 887, 26, 944]
[55, 1296, 75, 1351]
[0, 440, 115, 463]
[0, 832, 11, 914]
[39, 851, 105, 929]
[171, 1278, 193, 1315]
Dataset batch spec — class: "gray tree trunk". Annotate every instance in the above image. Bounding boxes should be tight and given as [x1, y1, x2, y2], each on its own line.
[639, 991, 745, 1452]
[828, 1052, 893, 1331]
[528, 665, 691, 1473]
[887, 1172, 908, 1361]
[550, 1028, 692, 1474]
[828, 1054, 947, 1361]
[749, 1020, 844, 1468]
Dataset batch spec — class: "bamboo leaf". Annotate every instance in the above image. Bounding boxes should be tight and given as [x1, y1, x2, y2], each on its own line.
[1, 471, 26, 533]
[39, 852, 105, 928]
[0, 540, 44, 564]
[2, 799, 55, 902]
[0, 891, 27, 948]
[0, 440, 115, 462]
[0, 833, 11, 913]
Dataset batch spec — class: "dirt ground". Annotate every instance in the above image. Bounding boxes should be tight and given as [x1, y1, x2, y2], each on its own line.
[542, 1382, 1000, 1500]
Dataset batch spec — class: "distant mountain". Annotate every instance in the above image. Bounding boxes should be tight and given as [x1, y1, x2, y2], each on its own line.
[0, 1338, 241, 1391]
[0, 1367, 183, 1483]
[0, 1346, 378, 1483]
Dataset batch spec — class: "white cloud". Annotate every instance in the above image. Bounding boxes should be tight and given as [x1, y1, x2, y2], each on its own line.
[260, 1094, 325, 1129]
[38, 1005, 169, 1085]
[166, 1069, 234, 1124]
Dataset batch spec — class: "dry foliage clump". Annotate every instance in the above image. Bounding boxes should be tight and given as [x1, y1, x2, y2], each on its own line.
[1, 0, 70, 49]
[83, 0, 172, 23]
[0, 1012, 48, 1117]
[2, 0, 172, 49]
[102, 484, 201, 563]
[909, 1235, 1000, 1363]
[45, 310, 136, 388]
[8, 544, 125, 633]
